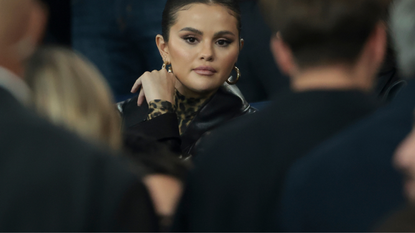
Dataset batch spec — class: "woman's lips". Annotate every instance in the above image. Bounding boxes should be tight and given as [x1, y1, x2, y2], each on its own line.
[193, 66, 217, 76]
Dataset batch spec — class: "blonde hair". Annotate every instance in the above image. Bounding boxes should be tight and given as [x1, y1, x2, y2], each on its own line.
[25, 46, 122, 151]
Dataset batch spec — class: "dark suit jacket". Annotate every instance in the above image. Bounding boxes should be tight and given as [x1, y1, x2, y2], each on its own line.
[278, 81, 415, 232]
[0, 87, 158, 231]
[172, 88, 379, 231]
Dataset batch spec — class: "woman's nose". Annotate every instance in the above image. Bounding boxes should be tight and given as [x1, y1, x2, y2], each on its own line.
[200, 42, 214, 61]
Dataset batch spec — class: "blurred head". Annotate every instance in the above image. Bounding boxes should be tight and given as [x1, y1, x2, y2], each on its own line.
[0, 0, 47, 75]
[390, 0, 415, 78]
[260, 0, 388, 85]
[392, 0, 415, 204]
[25, 47, 122, 150]
[156, 0, 243, 98]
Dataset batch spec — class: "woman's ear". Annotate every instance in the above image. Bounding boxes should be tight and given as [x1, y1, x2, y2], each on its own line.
[156, 34, 169, 63]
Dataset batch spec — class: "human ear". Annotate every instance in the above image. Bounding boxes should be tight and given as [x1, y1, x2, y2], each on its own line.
[270, 32, 295, 76]
[16, 0, 47, 60]
[368, 22, 387, 71]
[156, 35, 170, 63]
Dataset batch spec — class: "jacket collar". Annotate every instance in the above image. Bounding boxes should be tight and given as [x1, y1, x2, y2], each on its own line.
[180, 83, 253, 155]
[0, 66, 30, 105]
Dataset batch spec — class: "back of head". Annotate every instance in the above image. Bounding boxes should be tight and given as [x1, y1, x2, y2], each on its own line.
[390, 0, 415, 78]
[260, 0, 390, 69]
[25, 46, 122, 150]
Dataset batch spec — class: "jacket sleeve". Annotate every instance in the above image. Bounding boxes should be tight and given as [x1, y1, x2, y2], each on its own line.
[128, 113, 182, 156]
[118, 96, 182, 156]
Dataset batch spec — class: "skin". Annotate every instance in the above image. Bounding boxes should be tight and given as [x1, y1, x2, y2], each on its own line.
[394, 121, 415, 204]
[143, 175, 183, 217]
[0, 0, 47, 77]
[131, 3, 243, 105]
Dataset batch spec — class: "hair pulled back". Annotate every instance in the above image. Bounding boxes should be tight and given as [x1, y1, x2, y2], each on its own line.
[162, 0, 241, 41]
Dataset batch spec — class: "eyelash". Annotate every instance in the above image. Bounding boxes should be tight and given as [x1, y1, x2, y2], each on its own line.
[216, 39, 232, 47]
[183, 37, 233, 47]
[184, 36, 198, 44]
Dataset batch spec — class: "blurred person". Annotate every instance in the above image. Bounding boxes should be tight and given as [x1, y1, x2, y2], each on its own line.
[376, 4, 415, 226]
[278, 0, 415, 231]
[72, 0, 167, 102]
[235, 0, 289, 103]
[0, 0, 159, 231]
[118, 0, 256, 159]
[172, 0, 389, 231]
[376, 113, 415, 231]
[25, 46, 188, 230]
[25, 46, 122, 150]
[237, 0, 403, 105]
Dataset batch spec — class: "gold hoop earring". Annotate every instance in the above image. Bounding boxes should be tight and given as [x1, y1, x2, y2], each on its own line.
[162, 61, 168, 70]
[162, 61, 173, 73]
[226, 66, 241, 85]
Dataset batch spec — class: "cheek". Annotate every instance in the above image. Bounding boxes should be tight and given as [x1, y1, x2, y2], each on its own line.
[218, 49, 239, 77]
[168, 40, 193, 67]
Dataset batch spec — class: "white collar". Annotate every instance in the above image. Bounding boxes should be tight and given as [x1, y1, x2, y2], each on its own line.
[0, 66, 30, 105]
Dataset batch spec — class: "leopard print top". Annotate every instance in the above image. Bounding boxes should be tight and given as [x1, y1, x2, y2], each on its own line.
[146, 90, 209, 135]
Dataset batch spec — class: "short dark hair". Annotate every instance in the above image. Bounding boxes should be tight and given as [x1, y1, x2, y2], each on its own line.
[162, 0, 241, 42]
[260, 0, 391, 69]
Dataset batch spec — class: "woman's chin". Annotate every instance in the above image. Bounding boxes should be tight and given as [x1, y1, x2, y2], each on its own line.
[180, 82, 224, 97]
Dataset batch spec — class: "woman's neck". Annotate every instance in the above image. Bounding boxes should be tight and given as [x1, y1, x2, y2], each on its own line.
[175, 82, 215, 99]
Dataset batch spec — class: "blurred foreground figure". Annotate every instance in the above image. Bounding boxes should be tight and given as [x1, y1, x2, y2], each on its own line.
[173, 0, 389, 231]
[0, 0, 158, 231]
[279, 0, 415, 231]
[25, 46, 123, 150]
[377, 2, 415, 228]
[24, 46, 186, 230]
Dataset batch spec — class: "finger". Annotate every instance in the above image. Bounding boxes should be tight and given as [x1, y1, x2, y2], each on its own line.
[137, 88, 146, 106]
[131, 77, 142, 93]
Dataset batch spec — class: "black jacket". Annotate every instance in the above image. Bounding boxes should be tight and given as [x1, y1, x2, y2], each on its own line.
[0, 87, 158, 231]
[117, 83, 256, 157]
[173, 89, 380, 231]
[117, 83, 256, 158]
[278, 82, 415, 232]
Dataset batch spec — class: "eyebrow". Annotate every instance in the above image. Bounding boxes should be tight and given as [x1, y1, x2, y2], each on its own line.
[180, 27, 203, 35]
[179, 27, 236, 37]
[214, 31, 236, 37]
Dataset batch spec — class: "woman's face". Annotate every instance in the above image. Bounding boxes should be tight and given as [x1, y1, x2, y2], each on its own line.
[164, 3, 241, 98]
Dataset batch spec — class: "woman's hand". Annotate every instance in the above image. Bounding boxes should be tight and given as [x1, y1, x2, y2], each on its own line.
[131, 69, 176, 106]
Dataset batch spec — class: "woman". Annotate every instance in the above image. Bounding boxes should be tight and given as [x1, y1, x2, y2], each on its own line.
[25, 46, 122, 150]
[25, 46, 188, 230]
[118, 0, 256, 159]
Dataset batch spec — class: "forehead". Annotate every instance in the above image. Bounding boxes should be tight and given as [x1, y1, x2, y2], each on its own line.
[172, 3, 238, 34]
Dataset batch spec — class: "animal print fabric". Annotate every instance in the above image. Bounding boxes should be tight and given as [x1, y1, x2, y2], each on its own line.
[146, 90, 209, 135]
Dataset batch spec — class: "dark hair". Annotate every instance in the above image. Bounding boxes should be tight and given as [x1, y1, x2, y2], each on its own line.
[161, 0, 241, 42]
[260, 0, 391, 69]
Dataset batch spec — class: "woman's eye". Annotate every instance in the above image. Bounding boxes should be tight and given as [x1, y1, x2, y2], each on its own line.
[217, 39, 231, 46]
[185, 37, 198, 44]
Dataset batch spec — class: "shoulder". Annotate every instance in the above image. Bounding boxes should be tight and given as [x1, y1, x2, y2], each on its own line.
[117, 95, 149, 128]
